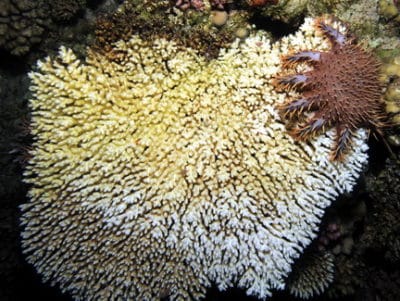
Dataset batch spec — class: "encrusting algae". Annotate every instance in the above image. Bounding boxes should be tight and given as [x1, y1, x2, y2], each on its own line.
[21, 18, 369, 300]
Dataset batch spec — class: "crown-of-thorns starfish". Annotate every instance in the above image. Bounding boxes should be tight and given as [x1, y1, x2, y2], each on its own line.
[274, 17, 386, 161]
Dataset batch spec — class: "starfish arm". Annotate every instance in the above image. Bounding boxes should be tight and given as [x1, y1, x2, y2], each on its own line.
[275, 74, 310, 90]
[282, 51, 321, 68]
[278, 98, 311, 118]
[316, 20, 347, 46]
[290, 116, 327, 141]
[330, 126, 352, 161]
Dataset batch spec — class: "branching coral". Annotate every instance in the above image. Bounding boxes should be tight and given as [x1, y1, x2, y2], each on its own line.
[287, 251, 335, 299]
[20, 18, 369, 300]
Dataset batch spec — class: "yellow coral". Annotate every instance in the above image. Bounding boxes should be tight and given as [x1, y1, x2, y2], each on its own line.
[21, 18, 368, 300]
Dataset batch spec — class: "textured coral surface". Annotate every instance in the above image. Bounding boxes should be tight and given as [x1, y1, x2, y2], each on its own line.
[287, 251, 335, 299]
[0, 0, 48, 56]
[20, 19, 368, 300]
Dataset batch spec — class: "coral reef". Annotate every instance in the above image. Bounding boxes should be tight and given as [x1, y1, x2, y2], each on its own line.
[328, 250, 400, 300]
[287, 251, 335, 299]
[257, 0, 400, 57]
[337, 0, 400, 61]
[289, 192, 368, 299]
[247, 0, 279, 7]
[384, 80, 400, 123]
[381, 54, 400, 132]
[317, 222, 342, 251]
[175, 0, 209, 10]
[0, 0, 107, 60]
[94, 0, 251, 59]
[325, 158, 400, 300]
[363, 158, 400, 266]
[0, 0, 49, 56]
[379, 0, 400, 24]
[0, 3, 120, 300]
[0, 0, 394, 300]
[50, 0, 87, 22]
[325, 253, 365, 298]
[20, 18, 369, 300]
[275, 18, 386, 161]
[174, 0, 277, 11]
[256, 0, 353, 25]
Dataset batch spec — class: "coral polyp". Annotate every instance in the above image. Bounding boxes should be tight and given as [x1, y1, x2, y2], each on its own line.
[275, 17, 386, 161]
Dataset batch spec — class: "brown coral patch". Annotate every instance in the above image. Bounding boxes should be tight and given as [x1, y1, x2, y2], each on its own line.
[93, 1, 237, 60]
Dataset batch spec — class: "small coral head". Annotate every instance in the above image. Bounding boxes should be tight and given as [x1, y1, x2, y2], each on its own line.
[275, 17, 386, 161]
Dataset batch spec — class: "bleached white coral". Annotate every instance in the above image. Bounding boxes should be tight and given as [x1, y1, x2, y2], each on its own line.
[20, 18, 368, 300]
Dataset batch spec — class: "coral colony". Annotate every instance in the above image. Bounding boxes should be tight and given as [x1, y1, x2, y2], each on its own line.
[276, 18, 385, 161]
[21, 18, 371, 300]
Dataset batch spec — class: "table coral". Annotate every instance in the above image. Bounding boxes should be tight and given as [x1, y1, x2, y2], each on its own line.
[20, 18, 369, 300]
